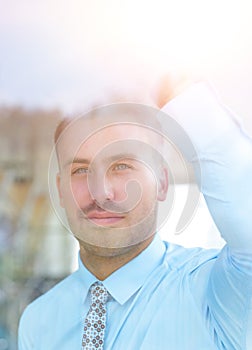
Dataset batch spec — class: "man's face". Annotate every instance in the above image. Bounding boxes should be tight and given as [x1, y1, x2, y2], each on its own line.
[56, 115, 168, 251]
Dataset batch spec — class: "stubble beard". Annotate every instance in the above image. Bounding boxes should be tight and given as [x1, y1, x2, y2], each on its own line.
[66, 202, 158, 254]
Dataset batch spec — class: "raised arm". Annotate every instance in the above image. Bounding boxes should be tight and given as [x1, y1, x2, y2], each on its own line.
[157, 80, 252, 252]
[156, 79, 252, 349]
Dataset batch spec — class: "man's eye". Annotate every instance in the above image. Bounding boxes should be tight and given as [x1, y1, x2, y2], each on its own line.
[72, 167, 89, 175]
[114, 163, 131, 171]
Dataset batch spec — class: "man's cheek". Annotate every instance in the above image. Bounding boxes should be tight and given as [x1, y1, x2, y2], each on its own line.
[73, 191, 89, 208]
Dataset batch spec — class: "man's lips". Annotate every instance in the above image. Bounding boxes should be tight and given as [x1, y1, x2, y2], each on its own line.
[86, 211, 125, 225]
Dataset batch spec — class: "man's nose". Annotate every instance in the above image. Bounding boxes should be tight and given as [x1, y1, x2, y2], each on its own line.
[87, 172, 115, 203]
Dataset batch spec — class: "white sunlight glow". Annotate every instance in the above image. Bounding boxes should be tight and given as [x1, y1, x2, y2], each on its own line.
[1, 0, 252, 116]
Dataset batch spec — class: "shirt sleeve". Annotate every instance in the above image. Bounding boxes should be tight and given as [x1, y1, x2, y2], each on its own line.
[207, 246, 252, 349]
[161, 82, 252, 349]
[161, 81, 252, 253]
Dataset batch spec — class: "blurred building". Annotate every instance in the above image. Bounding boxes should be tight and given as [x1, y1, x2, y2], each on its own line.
[0, 107, 78, 350]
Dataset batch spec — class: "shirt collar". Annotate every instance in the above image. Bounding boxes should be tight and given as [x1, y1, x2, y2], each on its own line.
[76, 254, 97, 303]
[104, 235, 166, 305]
[76, 234, 166, 305]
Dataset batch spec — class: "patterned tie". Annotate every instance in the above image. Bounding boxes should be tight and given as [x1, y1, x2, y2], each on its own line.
[82, 282, 109, 349]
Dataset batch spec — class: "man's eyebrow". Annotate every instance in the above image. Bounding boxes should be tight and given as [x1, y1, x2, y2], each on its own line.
[64, 158, 90, 168]
[107, 153, 139, 162]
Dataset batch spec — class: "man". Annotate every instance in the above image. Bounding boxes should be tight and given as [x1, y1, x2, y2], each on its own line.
[18, 79, 252, 349]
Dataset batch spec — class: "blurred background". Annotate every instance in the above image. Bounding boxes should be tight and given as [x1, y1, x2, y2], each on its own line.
[0, 0, 251, 348]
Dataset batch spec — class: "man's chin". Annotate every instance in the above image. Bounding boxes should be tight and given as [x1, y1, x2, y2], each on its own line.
[70, 223, 152, 250]
[77, 234, 155, 258]
[78, 240, 137, 257]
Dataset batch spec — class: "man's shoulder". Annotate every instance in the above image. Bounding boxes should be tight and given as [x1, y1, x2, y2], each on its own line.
[18, 270, 82, 344]
[21, 269, 80, 320]
[163, 241, 221, 271]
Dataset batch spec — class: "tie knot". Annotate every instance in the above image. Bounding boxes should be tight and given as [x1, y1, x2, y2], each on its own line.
[90, 282, 109, 305]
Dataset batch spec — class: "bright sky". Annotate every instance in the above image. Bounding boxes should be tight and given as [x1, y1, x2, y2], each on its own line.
[0, 0, 251, 130]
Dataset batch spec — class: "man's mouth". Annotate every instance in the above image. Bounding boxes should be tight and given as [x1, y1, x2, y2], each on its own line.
[86, 211, 125, 226]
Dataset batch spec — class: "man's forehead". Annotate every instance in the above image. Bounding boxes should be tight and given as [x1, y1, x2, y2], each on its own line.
[55, 103, 162, 144]
[59, 122, 162, 162]
[55, 104, 163, 166]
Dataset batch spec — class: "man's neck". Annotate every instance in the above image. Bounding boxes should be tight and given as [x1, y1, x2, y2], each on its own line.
[79, 235, 155, 281]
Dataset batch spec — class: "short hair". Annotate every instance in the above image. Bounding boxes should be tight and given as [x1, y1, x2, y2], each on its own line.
[54, 117, 72, 144]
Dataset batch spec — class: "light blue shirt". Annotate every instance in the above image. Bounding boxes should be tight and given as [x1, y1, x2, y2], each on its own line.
[18, 82, 252, 349]
[18, 235, 252, 349]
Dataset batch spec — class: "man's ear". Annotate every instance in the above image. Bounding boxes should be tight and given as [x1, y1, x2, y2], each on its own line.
[56, 173, 65, 208]
[157, 167, 168, 201]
